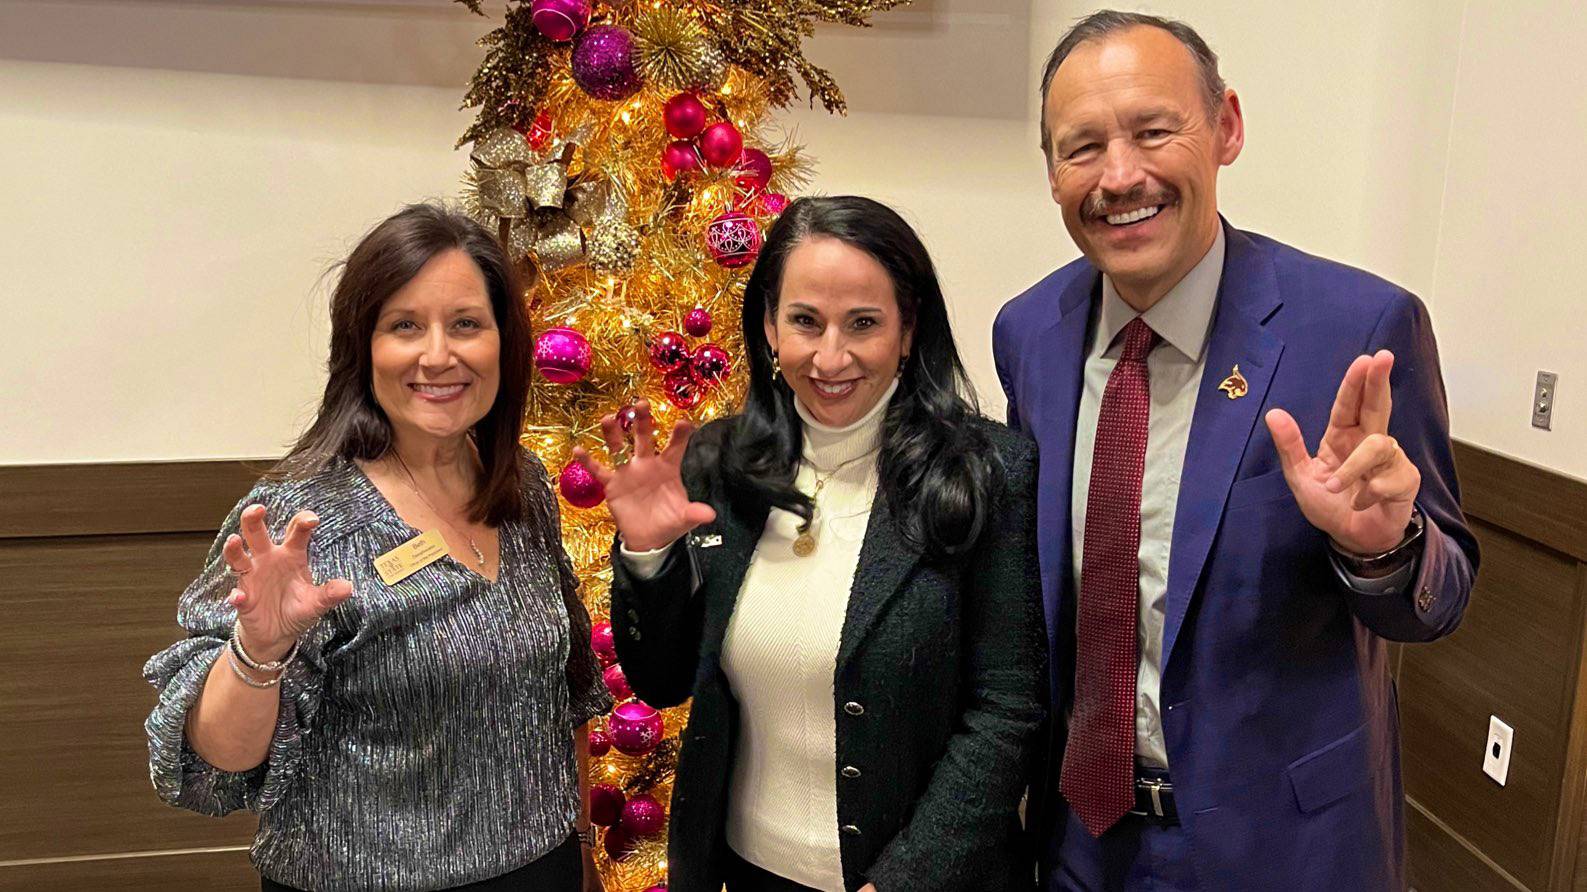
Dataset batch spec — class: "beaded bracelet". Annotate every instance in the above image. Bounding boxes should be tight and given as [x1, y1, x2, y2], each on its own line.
[225, 645, 284, 689]
[230, 619, 300, 673]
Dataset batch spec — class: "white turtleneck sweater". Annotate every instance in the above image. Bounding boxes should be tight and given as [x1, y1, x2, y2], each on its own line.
[621, 381, 897, 892]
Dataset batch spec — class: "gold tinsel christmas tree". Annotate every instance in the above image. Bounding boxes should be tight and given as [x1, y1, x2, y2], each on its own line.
[453, 2, 906, 888]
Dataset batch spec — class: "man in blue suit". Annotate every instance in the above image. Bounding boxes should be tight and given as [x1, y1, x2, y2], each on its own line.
[994, 11, 1479, 891]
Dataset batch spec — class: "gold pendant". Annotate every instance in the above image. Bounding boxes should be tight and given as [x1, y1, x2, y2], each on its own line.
[792, 532, 817, 557]
[1218, 364, 1249, 400]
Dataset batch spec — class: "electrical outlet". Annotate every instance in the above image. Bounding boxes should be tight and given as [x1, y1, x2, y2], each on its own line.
[1533, 371, 1558, 430]
[1483, 715, 1514, 786]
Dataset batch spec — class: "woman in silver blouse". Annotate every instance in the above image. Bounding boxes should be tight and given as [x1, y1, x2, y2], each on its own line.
[144, 203, 612, 892]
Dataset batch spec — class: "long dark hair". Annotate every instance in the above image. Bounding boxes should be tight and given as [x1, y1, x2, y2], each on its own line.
[274, 203, 531, 528]
[719, 195, 1001, 556]
[275, 203, 595, 699]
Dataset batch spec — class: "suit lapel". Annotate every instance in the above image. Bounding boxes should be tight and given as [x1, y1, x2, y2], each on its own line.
[1032, 273, 1097, 652]
[836, 491, 923, 670]
[697, 494, 768, 662]
[1161, 225, 1286, 671]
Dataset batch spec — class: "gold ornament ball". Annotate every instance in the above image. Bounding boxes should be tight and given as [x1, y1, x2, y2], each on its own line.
[588, 218, 641, 274]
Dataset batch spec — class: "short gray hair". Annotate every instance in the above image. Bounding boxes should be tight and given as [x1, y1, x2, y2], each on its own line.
[1038, 10, 1227, 160]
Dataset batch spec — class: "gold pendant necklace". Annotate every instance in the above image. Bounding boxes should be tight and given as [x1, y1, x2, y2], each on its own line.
[393, 454, 487, 569]
[792, 453, 873, 558]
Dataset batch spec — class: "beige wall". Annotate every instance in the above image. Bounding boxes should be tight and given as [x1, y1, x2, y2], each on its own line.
[2, 1, 1583, 478]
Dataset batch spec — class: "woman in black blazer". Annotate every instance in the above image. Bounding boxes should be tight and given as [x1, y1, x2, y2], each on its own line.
[573, 196, 1045, 892]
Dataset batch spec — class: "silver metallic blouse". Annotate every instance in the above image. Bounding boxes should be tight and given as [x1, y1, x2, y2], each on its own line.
[143, 453, 611, 892]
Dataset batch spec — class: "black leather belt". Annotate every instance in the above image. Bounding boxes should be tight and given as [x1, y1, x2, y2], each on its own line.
[1130, 775, 1179, 825]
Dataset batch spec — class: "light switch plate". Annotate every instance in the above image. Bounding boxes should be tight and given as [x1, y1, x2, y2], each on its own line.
[1483, 715, 1514, 786]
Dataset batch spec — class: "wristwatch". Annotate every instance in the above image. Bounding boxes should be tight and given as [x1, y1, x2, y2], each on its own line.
[1330, 507, 1425, 577]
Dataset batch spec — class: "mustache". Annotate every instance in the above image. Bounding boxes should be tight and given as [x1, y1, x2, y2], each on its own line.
[1082, 186, 1178, 219]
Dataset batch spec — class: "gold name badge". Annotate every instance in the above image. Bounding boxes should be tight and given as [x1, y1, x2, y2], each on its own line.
[374, 529, 448, 586]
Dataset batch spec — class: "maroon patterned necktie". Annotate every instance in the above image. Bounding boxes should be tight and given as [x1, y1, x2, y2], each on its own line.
[1061, 316, 1158, 837]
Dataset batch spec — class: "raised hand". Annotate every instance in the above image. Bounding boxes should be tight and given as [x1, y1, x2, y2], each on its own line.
[571, 399, 716, 552]
[1264, 349, 1421, 555]
[222, 505, 354, 661]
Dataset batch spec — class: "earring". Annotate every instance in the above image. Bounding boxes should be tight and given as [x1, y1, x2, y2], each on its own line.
[897, 354, 909, 378]
[770, 351, 781, 381]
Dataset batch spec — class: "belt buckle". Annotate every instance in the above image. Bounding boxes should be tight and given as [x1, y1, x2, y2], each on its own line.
[1130, 777, 1167, 818]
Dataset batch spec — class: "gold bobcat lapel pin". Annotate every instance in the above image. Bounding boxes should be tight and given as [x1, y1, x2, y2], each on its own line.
[1218, 365, 1249, 400]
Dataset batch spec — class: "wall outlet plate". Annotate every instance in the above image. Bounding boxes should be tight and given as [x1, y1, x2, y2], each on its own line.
[1484, 715, 1514, 786]
[1533, 371, 1558, 430]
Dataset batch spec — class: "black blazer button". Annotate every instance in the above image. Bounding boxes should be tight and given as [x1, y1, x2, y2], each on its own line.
[844, 701, 865, 716]
[842, 765, 861, 779]
[629, 628, 643, 641]
[841, 824, 862, 837]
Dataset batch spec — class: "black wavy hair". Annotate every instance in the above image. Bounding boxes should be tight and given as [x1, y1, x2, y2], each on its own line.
[715, 195, 1002, 556]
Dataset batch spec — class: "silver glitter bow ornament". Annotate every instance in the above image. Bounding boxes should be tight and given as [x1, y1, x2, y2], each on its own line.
[465, 125, 615, 272]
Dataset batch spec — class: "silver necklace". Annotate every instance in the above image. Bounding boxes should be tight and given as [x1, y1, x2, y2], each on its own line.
[392, 453, 487, 569]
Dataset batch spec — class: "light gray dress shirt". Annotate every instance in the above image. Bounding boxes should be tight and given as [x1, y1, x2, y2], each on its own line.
[1071, 229, 1226, 770]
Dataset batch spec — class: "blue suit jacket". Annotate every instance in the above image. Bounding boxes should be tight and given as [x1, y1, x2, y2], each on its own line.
[993, 222, 1479, 890]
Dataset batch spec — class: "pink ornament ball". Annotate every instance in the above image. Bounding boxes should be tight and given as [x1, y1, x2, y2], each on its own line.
[734, 147, 774, 191]
[648, 330, 691, 372]
[644, 887, 668, 892]
[591, 621, 617, 667]
[692, 343, 731, 385]
[588, 727, 612, 758]
[706, 210, 762, 268]
[617, 403, 642, 433]
[590, 782, 625, 826]
[699, 121, 744, 167]
[663, 92, 709, 139]
[621, 794, 667, 836]
[604, 823, 638, 861]
[610, 701, 665, 755]
[534, 326, 592, 384]
[683, 306, 713, 338]
[759, 192, 790, 216]
[663, 364, 706, 410]
[661, 140, 702, 181]
[603, 662, 632, 700]
[558, 460, 605, 509]
[572, 26, 641, 101]
[530, 0, 590, 43]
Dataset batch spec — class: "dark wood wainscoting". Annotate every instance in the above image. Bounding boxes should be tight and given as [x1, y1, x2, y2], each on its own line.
[1402, 442, 1587, 892]
[2, 443, 1584, 890]
[0, 460, 264, 890]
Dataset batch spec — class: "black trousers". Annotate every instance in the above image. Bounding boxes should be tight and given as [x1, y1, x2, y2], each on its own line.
[261, 833, 581, 892]
[723, 847, 823, 892]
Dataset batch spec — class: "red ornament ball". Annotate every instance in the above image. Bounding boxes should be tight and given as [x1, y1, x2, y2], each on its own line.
[663, 92, 709, 139]
[603, 663, 632, 700]
[617, 403, 642, 433]
[683, 306, 713, 338]
[610, 701, 665, 755]
[699, 121, 744, 167]
[530, 0, 589, 42]
[604, 824, 638, 861]
[590, 783, 625, 827]
[648, 330, 691, 372]
[734, 147, 774, 191]
[759, 192, 790, 216]
[692, 343, 732, 385]
[706, 210, 763, 268]
[664, 364, 706, 410]
[621, 794, 667, 836]
[558, 460, 605, 509]
[534, 326, 592, 384]
[591, 621, 617, 667]
[660, 140, 701, 181]
[587, 727, 612, 758]
[526, 110, 555, 151]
